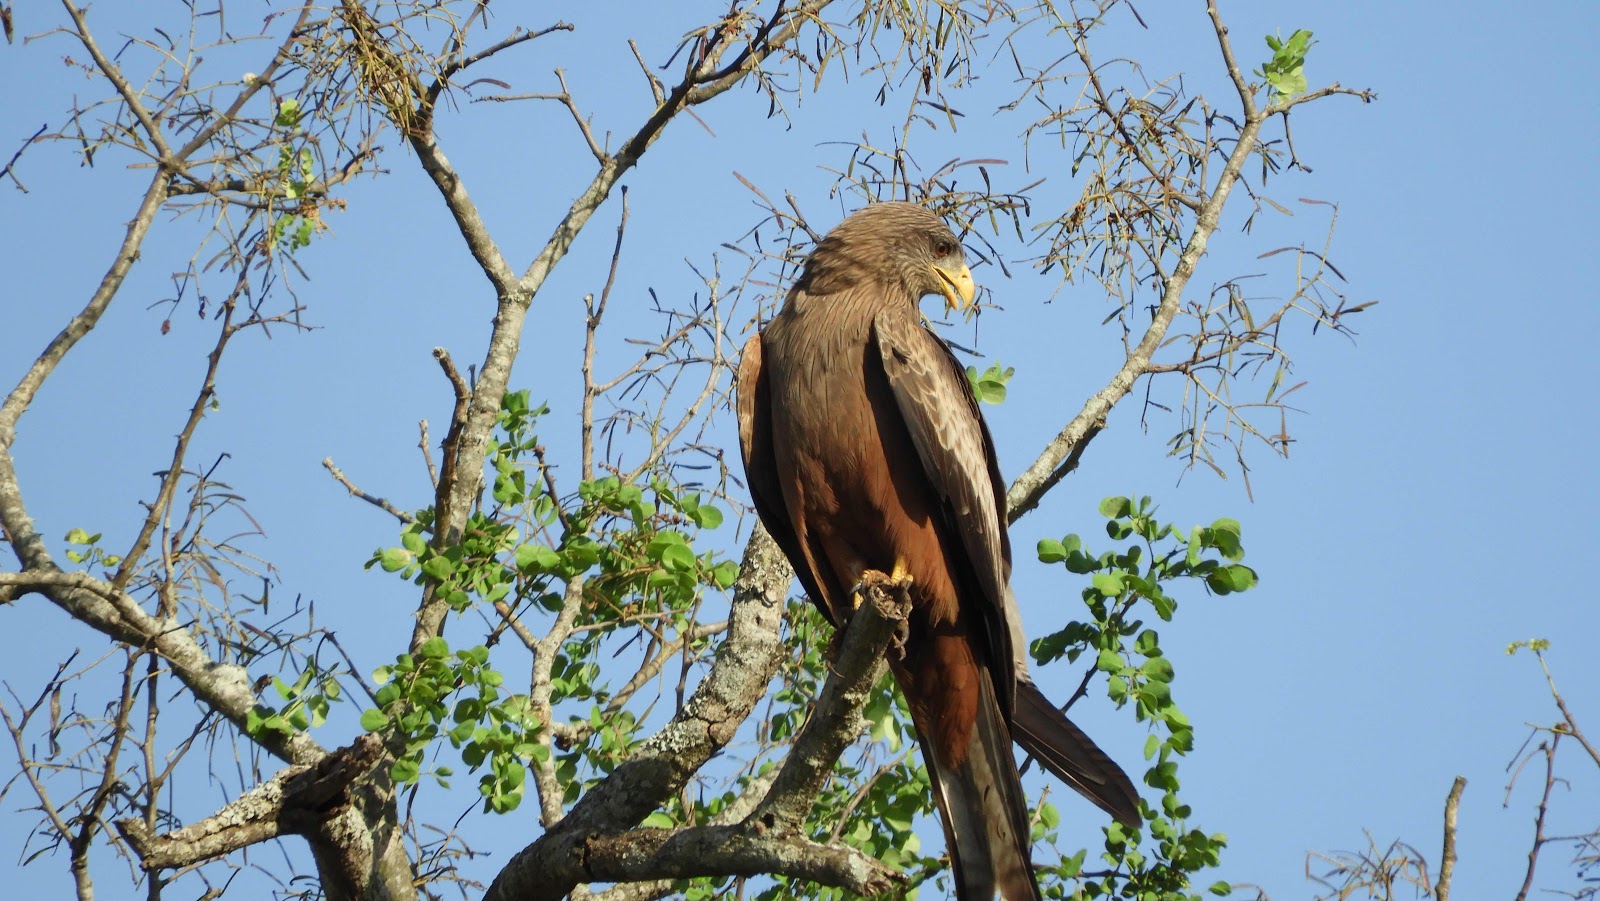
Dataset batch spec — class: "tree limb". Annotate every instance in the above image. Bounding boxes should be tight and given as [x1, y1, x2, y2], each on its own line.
[117, 734, 386, 872]
[746, 571, 909, 830]
[516, 566, 909, 900]
[577, 827, 898, 896]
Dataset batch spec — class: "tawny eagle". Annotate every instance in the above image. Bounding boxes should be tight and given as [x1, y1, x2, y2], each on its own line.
[736, 202, 1139, 899]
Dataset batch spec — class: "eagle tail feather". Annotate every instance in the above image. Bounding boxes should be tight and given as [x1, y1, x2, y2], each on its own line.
[917, 672, 1041, 901]
[1013, 677, 1143, 829]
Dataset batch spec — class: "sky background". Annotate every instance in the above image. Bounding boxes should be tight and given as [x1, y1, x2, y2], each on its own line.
[3, 1, 1599, 899]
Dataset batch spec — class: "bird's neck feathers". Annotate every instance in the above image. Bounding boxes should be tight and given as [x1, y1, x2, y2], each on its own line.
[794, 254, 916, 309]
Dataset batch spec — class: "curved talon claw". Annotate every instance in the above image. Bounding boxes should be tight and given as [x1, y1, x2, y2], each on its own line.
[889, 616, 911, 662]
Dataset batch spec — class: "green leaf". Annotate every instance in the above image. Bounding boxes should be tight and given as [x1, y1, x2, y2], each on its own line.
[1209, 517, 1242, 537]
[1098, 496, 1132, 518]
[379, 547, 413, 572]
[1107, 673, 1128, 704]
[1140, 656, 1175, 683]
[391, 756, 421, 784]
[660, 543, 695, 573]
[1096, 648, 1123, 674]
[398, 528, 425, 556]
[275, 98, 302, 128]
[360, 708, 389, 731]
[1133, 629, 1161, 656]
[375, 683, 400, 708]
[421, 555, 454, 581]
[694, 504, 724, 530]
[419, 636, 450, 659]
[533, 494, 558, 526]
[499, 759, 526, 789]
[1091, 571, 1125, 596]
[1064, 550, 1097, 574]
[1037, 538, 1067, 563]
[711, 560, 740, 589]
[1206, 564, 1258, 595]
[1256, 29, 1315, 100]
[515, 544, 560, 573]
[563, 538, 602, 571]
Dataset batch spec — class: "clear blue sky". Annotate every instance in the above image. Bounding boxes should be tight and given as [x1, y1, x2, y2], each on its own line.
[3, 2, 1597, 898]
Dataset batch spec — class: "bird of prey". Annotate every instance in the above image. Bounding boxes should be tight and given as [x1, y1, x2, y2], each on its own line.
[736, 202, 1140, 899]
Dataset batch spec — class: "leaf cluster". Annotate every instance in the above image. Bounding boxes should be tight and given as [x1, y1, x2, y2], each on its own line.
[965, 361, 1016, 406]
[1032, 496, 1255, 899]
[246, 655, 343, 740]
[365, 638, 535, 812]
[1256, 30, 1317, 101]
[358, 391, 739, 813]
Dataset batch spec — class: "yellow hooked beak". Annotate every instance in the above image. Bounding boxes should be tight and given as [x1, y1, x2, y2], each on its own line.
[932, 259, 977, 316]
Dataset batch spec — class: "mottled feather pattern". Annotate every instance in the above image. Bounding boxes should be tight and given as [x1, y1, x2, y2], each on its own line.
[873, 306, 1015, 715]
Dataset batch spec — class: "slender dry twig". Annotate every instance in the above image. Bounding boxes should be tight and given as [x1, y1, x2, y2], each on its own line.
[1512, 739, 1558, 901]
[0, 123, 44, 192]
[323, 458, 417, 524]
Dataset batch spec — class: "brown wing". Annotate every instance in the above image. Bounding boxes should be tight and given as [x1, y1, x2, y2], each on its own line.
[871, 309, 1015, 716]
[734, 333, 835, 624]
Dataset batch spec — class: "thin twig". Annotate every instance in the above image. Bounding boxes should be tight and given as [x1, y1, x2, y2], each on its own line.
[419, 419, 439, 488]
[1513, 739, 1557, 901]
[112, 302, 239, 590]
[0, 123, 44, 192]
[323, 458, 416, 523]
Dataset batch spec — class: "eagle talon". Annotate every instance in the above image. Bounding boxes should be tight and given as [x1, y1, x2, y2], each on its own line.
[889, 617, 911, 662]
[847, 580, 867, 613]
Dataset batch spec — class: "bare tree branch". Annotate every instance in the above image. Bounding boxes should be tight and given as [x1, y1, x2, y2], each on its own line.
[117, 734, 385, 872]
[1437, 776, 1465, 901]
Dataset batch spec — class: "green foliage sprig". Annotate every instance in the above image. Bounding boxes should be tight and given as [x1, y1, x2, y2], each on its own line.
[359, 390, 739, 813]
[1033, 495, 1256, 898]
[1256, 29, 1316, 101]
[965, 361, 1015, 405]
[246, 656, 342, 740]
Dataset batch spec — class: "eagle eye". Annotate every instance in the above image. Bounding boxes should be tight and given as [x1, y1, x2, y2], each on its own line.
[932, 239, 956, 259]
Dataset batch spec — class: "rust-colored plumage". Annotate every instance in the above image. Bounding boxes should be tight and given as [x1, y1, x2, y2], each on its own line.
[737, 203, 1140, 899]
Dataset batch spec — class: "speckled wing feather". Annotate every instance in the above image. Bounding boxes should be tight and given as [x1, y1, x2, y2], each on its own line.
[873, 313, 1144, 827]
[871, 307, 1015, 715]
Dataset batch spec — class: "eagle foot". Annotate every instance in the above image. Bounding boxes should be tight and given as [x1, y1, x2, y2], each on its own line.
[849, 565, 914, 614]
[833, 568, 914, 660]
